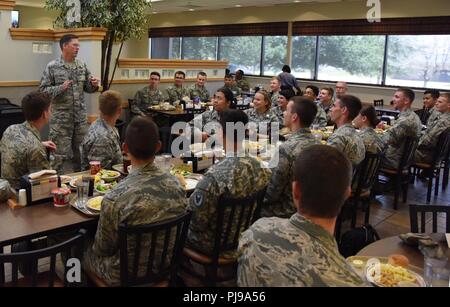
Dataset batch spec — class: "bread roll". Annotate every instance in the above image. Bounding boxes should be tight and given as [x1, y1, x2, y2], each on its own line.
[388, 254, 410, 268]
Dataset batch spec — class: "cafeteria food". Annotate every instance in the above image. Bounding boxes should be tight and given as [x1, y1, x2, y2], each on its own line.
[95, 181, 117, 193]
[87, 196, 103, 211]
[367, 263, 419, 287]
[175, 174, 187, 187]
[388, 254, 410, 268]
[170, 165, 192, 177]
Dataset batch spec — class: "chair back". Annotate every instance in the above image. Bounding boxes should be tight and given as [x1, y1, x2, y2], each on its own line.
[118, 211, 192, 287]
[373, 99, 384, 106]
[431, 127, 450, 167]
[398, 136, 419, 171]
[0, 229, 86, 287]
[211, 189, 266, 262]
[352, 152, 381, 197]
[409, 204, 450, 233]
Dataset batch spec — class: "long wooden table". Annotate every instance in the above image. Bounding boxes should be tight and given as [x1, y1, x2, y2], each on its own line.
[0, 201, 97, 247]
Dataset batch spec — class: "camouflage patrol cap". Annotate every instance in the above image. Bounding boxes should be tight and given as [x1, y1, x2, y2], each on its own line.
[0, 179, 11, 202]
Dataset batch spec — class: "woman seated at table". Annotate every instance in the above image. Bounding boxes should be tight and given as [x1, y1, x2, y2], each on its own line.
[188, 87, 235, 142]
[271, 87, 296, 129]
[353, 105, 384, 154]
[245, 90, 279, 137]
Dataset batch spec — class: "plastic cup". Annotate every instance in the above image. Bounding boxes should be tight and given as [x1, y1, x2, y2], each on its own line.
[424, 256, 448, 286]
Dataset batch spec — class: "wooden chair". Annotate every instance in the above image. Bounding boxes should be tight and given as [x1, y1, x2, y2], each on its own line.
[335, 153, 381, 239]
[0, 229, 86, 287]
[411, 127, 450, 203]
[409, 204, 450, 233]
[379, 136, 418, 210]
[181, 189, 265, 286]
[373, 99, 384, 106]
[87, 211, 192, 287]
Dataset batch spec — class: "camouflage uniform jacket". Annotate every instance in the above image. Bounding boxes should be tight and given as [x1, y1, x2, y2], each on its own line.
[85, 162, 188, 286]
[317, 100, 333, 124]
[244, 108, 279, 133]
[0, 122, 49, 189]
[80, 118, 123, 170]
[189, 109, 222, 136]
[131, 86, 166, 116]
[39, 57, 97, 122]
[236, 78, 250, 92]
[166, 85, 190, 103]
[415, 112, 450, 164]
[327, 124, 365, 166]
[312, 106, 328, 128]
[426, 107, 440, 127]
[270, 91, 279, 107]
[237, 213, 367, 287]
[358, 127, 384, 154]
[187, 156, 271, 258]
[381, 108, 421, 168]
[271, 106, 285, 128]
[225, 85, 241, 97]
[189, 84, 210, 102]
[262, 128, 320, 218]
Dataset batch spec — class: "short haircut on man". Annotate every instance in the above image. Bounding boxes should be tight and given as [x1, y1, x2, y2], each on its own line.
[216, 87, 235, 105]
[224, 74, 233, 80]
[338, 95, 362, 120]
[22, 91, 52, 121]
[424, 89, 440, 99]
[397, 88, 415, 103]
[150, 71, 161, 79]
[99, 90, 123, 117]
[220, 109, 249, 144]
[293, 145, 352, 218]
[321, 87, 334, 98]
[198, 71, 207, 78]
[237, 69, 244, 76]
[290, 96, 317, 127]
[59, 34, 78, 50]
[175, 71, 185, 79]
[125, 117, 159, 160]
[279, 88, 296, 101]
[441, 92, 450, 102]
[306, 85, 319, 97]
[282, 65, 291, 73]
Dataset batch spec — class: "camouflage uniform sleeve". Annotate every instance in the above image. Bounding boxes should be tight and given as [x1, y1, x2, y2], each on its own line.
[92, 196, 119, 256]
[39, 63, 65, 98]
[327, 133, 345, 153]
[313, 107, 328, 128]
[242, 80, 250, 92]
[82, 64, 99, 94]
[165, 88, 175, 103]
[131, 90, 145, 116]
[85, 136, 117, 170]
[28, 145, 50, 172]
[418, 120, 446, 149]
[381, 122, 403, 147]
[263, 147, 288, 206]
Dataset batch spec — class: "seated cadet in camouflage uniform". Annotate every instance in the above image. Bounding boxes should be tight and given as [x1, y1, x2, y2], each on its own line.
[305, 85, 327, 128]
[262, 96, 320, 218]
[238, 145, 367, 287]
[83, 117, 187, 286]
[415, 89, 440, 125]
[353, 105, 384, 154]
[189, 87, 234, 143]
[131, 71, 166, 117]
[380, 88, 422, 169]
[187, 109, 271, 258]
[80, 90, 123, 170]
[328, 95, 366, 166]
[166, 71, 190, 104]
[39, 34, 99, 173]
[317, 87, 334, 125]
[415, 93, 450, 164]
[189, 72, 210, 102]
[271, 88, 296, 128]
[235, 69, 250, 92]
[269, 76, 281, 107]
[224, 74, 241, 98]
[244, 90, 279, 138]
[0, 91, 56, 189]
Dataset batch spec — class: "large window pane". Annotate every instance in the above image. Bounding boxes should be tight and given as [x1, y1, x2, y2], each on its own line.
[182, 37, 217, 60]
[317, 35, 385, 84]
[219, 36, 262, 75]
[292, 36, 317, 79]
[386, 35, 450, 90]
[170, 37, 181, 59]
[263, 36, 287, 76]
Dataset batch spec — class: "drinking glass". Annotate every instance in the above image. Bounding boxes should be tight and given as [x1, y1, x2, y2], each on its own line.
[76, 180, 89, 208]
[431, 267, 450, 287]
[423, 256, 448, 286]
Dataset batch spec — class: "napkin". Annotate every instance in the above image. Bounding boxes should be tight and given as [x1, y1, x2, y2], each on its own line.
[28, 169, 57, 180]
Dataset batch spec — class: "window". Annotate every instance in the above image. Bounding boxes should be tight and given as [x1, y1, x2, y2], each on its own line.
[386, 35, 450, 90]
[292, 36, 317, 79]
[219, 36, 262, 75]
[11, 10, 19, 28]
[263, 36, 287, 76]
[317, 35, 385, 84]
[181, 37, 217, 60]
[170, 37, 181, 59]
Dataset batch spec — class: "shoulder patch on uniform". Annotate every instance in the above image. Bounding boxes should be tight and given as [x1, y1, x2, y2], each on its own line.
[193, 192, 204, 207]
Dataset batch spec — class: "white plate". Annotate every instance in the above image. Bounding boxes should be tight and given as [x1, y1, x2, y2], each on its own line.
[185, 178, 199, 191]
[366, 264, 426, 287]
[86, 196, 104, 212]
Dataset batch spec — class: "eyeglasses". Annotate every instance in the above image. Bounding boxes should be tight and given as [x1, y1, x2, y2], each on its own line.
[150, 78, 160, 81]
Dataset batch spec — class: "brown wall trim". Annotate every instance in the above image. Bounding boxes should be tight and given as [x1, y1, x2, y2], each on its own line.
[0, 81, 39, 87]
[9, 27, 108, 41]
[293, 17, 450, 35]
[0, 0, 15, 10]
[118, 59, 228, 69]
[149, 22, 289, 37]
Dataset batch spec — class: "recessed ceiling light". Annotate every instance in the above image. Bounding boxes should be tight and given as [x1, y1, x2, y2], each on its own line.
[235, 4, 242, 7]
[188, 8, 195, 11]
[294, 0, 301, 2]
